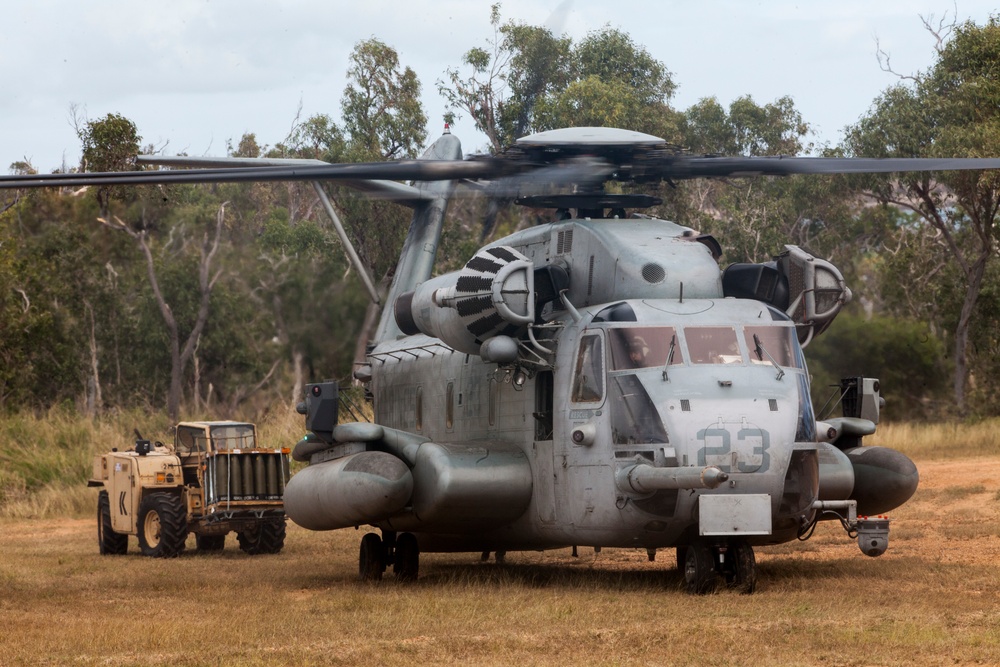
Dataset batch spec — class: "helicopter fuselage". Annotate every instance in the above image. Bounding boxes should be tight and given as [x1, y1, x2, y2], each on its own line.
[369, 292, 818, 553]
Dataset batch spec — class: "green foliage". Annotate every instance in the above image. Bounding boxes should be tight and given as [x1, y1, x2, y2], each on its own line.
[77, 112, 142, 214]
[342, 38, 427, 160]
[843, 17, 1000, 410]
[674, 96, 843, 264]
[4, 15, 1000, 423]
[439, 7, 677, 151]
[78, 112, 141, 173]
[683, 96, 808, 156]
[807, 312, 949, 421]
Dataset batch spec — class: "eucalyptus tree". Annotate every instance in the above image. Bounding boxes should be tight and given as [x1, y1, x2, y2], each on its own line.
[844, 16, 1000, 410]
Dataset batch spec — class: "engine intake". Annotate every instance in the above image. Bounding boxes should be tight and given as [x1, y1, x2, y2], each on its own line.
[395, 245, 535, 355]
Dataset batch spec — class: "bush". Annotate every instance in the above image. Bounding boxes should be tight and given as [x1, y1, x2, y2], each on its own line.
[806, 312, 950, 421]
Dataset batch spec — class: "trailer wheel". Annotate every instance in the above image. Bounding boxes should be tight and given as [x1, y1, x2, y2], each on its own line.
[237, 519, 286, 555]
[137, 493, 187, 558]
[97, 490, 128, 555]
[196, 534, 226, 552]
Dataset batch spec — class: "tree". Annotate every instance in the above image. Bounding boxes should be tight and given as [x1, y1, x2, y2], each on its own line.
[100, 204, 226, 421]
[342, 38, 427, 160]
[844, 17, 1000, 410]
[439, 7, 680, 152]
[677, 96, 849, 264]
[439, 4, 572, 154]
[77, 112, 141, 218]
[332, 39, 428, 368]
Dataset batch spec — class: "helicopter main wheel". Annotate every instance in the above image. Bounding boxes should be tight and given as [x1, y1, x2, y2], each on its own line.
[393, 532, 419, 581]
[359, 532, 387, 581]
[722, 541, 757, 594]
[682, 543, 718, 595]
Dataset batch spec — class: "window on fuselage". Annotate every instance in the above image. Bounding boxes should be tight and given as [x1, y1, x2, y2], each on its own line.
[685, 326, 742, 364]
[571, 333, 605, 403]
[744, 325, 801, 368]
[609, 326, 683, 371]
[446, 382, 455, 430]
[608, 375, 669, 446]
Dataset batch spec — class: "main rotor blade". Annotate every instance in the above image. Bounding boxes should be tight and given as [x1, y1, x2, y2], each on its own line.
[0, 158, 522, 190]
[660, 155, 1000, 179]
[6, 153, 1000, 193]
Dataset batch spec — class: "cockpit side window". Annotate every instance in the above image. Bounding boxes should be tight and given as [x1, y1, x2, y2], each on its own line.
[571, 333, 605, 403]
[686, 326, 742, 364]
[609, 326, 682, 370]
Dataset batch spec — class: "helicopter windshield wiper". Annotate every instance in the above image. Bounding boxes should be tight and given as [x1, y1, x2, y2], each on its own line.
[753, 334, 785, 381]
[661, 334, 676, 382]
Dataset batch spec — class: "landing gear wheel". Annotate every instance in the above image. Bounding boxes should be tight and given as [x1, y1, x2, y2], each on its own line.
[723, 541, 757, 594]
[393, 532, 419, 581]
[236, 520, 286, 555]
[359, 533, 386, 581]
[675, 546, 688, 573]
[137, 493, 187, 558]
[196, 534, 226, 552]
[97, 490, 127, 555]
[683, 543, 718, 595]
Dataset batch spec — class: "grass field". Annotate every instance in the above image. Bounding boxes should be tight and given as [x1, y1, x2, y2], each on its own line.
[2, 449, 999, 665]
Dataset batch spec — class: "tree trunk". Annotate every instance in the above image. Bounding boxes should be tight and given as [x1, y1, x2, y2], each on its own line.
[291, 348, 305, 406]
[952, 253, 989, 410]
[84, 300, 102, 417]
[101, 204, 226, 422]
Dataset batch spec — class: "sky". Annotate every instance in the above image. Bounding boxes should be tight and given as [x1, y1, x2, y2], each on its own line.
[2, 0, 997, 172]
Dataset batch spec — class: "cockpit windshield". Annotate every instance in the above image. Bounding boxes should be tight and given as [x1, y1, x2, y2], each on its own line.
[685, 326, 742, 364]
[595, 323, 804, 371]
[609, 326, 683, 370]
[744, 325, 800, 368]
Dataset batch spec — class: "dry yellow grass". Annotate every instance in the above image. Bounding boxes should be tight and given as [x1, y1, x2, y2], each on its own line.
[2, 452, 999, 666]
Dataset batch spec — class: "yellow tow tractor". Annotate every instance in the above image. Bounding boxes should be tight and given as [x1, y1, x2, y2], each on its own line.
[89, 421, 290, 557]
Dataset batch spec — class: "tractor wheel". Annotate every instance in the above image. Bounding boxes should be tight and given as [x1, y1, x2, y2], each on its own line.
[137, 493, 187, 558]
[97, 490, 128, 555]
[196, 533, 226, 552]
[237, 519, 286, 555]
[393, 532, 419, 582]
[683, 543, 718, 595]
[359, 533, 386, 581]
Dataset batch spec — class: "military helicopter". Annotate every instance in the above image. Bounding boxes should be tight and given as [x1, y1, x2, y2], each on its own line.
[5, 125, 1000, 594]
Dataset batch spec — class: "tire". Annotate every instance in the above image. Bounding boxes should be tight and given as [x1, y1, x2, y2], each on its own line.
[236, 519, 286, 555]
[137, 493, 187, 558]
[683, 543, 718, 595]
[393, 532, 419, 582]
[97, 490, 128, 555]
[675, 546, 687, 572]
[359, 533, 386, 581]
[723, 541, 758, 594]
[196, 533, 226, 552]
